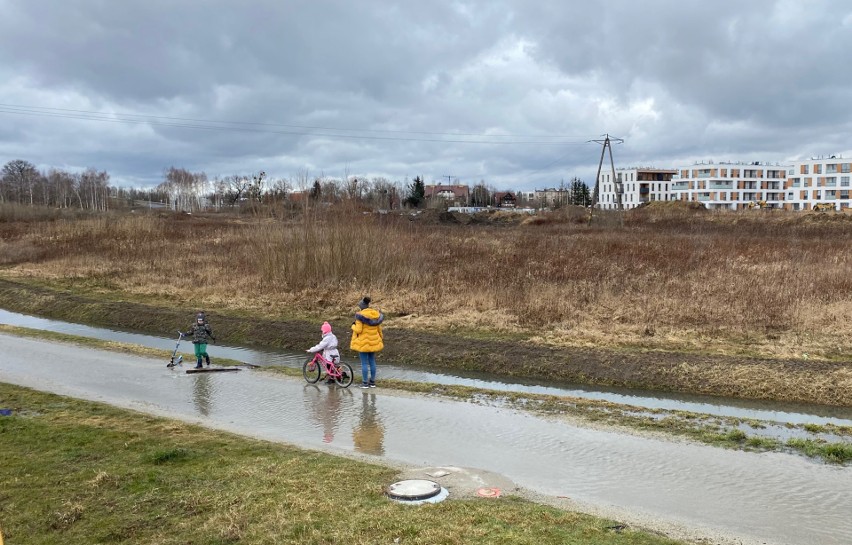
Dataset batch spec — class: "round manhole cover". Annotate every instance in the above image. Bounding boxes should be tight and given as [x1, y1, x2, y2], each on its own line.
[387, 479, 442, 501]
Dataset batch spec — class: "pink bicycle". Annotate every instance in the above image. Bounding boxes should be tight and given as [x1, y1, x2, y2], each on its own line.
[303, 352, 354, 388]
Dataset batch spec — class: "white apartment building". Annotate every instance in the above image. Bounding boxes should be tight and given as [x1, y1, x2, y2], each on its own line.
[670, 162, 789, 210]
[596, 167, 677, 210]
[783, 157, 852, 211]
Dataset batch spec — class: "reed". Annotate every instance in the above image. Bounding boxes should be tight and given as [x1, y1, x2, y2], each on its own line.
[3, 204, 852, 359]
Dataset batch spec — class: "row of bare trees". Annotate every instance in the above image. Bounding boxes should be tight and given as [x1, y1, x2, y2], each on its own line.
[1, 160, 111, 211]
[4, 158, 562, 214]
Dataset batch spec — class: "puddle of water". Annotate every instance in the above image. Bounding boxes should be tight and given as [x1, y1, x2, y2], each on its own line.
[1, 332, 851, 545]
[1, 308, 850, 427]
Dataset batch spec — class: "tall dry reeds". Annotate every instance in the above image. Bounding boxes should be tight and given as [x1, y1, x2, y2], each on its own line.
[3, 205, 852, 357]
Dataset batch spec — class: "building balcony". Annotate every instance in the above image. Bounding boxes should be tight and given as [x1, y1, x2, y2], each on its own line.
[671, 182, 690, 190]
[709, 182, 733, 189]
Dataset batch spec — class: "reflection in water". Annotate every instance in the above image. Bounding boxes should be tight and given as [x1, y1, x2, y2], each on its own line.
[303, 384, 347, 443]
[192, 374, 213, 416]
[2, 307, 852, 426]
[353, 392, 385, 456]
[3, 333, 852, 545]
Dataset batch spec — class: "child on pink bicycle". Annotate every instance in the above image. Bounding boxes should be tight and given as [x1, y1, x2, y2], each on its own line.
[307, 322, 340, 384]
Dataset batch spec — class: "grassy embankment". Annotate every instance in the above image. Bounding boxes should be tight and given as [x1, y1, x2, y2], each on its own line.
[0, 382, 683, 545]
[3, 324, 850, 464]
[0, 203, 851, 406]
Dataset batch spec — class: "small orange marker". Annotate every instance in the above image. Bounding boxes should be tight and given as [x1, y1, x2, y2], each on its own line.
[476, 487, 501, 498]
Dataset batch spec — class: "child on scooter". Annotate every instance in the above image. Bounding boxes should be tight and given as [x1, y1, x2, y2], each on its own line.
[184, 312, 216, 369]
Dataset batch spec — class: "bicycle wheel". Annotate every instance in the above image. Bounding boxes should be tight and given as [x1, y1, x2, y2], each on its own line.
[303, 358, 321, 383]
[335, 363, 354, 388]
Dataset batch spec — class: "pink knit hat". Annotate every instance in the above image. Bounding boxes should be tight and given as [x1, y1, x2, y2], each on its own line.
[321, 321, 332, 334]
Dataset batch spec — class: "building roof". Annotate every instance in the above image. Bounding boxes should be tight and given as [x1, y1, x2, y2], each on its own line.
[424, 185, 470, 199]
[494, 191, 516, 201]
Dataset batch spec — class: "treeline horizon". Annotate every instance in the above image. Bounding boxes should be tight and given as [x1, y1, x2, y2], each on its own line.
[1, 159, 592, 213]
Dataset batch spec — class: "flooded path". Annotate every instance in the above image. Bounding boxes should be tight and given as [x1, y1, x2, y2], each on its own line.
[1, 308, 850, 427]
[1, 333, 850, 545]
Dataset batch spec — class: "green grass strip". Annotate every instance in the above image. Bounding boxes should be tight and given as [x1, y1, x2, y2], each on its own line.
[0, 382, 682, 545]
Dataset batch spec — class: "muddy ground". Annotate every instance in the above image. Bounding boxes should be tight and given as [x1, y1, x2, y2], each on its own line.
[0, 278, 849, 407]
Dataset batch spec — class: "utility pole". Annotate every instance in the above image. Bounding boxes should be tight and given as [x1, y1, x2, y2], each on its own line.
[443, 175, 454, 186]
[589, 134, 624, 226]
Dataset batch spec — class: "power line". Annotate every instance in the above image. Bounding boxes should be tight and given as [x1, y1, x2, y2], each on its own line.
[0, 103, 597, 145]
[524, 149, 583, 177]
[590, 134, 624, 220]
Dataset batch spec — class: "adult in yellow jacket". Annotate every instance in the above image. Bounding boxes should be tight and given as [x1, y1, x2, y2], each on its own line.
[351, 296, 384, 388]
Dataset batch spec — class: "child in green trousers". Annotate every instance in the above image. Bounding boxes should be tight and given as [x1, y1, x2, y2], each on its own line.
[184, 312, 216, 368]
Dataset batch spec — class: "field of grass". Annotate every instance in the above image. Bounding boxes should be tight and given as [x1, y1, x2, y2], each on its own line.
[1, 203, 851, 404]
[2, 204, 852, 362]
[0, 382, 683, 545]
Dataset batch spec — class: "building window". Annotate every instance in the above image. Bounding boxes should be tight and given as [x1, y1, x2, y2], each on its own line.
[827, 164, 838, 174]
[814, 164, 822, 174]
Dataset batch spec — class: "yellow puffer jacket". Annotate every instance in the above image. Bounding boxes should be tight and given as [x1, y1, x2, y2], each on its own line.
[350, 308, 384, 353]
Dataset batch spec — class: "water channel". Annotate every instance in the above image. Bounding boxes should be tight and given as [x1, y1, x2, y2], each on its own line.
[1, 308, 850, 427]
[1, 332, 850, 545]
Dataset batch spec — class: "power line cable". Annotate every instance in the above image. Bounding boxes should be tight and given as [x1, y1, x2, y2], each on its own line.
[0, 103, 597, 144]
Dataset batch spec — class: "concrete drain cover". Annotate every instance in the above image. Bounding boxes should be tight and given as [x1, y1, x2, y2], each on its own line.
[387, 479, 445, 503]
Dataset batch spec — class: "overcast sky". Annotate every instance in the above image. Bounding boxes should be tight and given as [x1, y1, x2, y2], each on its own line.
[2, 0, 851, 190]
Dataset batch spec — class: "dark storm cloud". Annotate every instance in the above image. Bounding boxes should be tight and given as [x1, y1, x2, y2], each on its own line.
[0, 0, 850, 188]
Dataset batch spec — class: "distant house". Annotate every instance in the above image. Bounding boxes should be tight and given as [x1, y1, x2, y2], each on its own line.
[534, 188, 570, 208]
[424, 184, 470, 207]
[288, 191, 307, 203]
[493, 192, 517, 208]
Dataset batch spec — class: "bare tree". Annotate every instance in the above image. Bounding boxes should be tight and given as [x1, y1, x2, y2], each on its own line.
[222, 174, 251, 206]
[345, 175, 364, 201]
[269, 177, 290, 201]
[157, 167, 209, 212]
[1, 159, 40, 204]
[77, 168, 110, 211]
[46, 168, 77, 208]
[369, 176, 395, 210]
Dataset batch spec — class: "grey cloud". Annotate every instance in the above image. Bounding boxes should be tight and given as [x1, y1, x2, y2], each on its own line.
[1, 0, 850, 190]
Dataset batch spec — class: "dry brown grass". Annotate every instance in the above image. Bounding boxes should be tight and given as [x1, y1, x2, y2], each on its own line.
[2, 204, 852, 360]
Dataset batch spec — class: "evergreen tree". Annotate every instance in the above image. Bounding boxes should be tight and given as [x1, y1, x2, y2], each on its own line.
[470, 183, 490, 207]
[569, 177, 591, 206]
[309, 179, 322, 201]
[404, 176, 425, 208]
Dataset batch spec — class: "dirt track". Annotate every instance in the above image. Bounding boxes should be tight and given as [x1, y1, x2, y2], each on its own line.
[0, 278, 849, 406]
